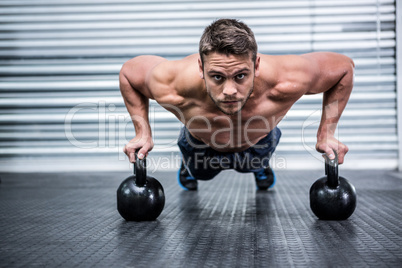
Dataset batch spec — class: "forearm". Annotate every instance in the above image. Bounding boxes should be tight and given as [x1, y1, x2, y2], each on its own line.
[317, 66, 354, 140]
[119, 72, 152, 138]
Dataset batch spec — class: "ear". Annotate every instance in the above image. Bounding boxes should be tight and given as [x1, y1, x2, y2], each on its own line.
[254, 56, 261, 77]
[198, 57, 204, 79]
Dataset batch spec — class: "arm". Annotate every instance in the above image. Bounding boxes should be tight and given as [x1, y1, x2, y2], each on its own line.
[302, 52, 355, 164]
[119, 55, 167, 162]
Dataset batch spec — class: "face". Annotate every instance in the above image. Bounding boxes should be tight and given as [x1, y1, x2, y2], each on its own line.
[199, 52, 260, 115]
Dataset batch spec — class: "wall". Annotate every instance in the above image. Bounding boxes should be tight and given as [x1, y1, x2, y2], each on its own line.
[0, 0, 397, 171]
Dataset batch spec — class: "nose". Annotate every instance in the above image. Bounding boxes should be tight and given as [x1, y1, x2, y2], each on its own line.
[222, 81, 237, 96]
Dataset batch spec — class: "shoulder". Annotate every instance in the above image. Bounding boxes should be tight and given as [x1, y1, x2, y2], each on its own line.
[150, 54, 203, 97]
[119, 55, 168, 99]
[300, 52, 354, 67]
[148, 54, 204, 106]
[299, 52, 355, 94]
[151, 54, 201, 85]
[258, 52, 354, 99]
[258, 54, 312, 101]
[120, 55, 168, 85]
[260, 52, 353, 81]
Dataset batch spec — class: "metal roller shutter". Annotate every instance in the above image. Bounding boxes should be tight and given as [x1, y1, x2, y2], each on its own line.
[0, 0, 397, 171]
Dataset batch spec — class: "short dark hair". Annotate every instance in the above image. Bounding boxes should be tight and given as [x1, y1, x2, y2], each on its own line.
[199, 19, 258, 65]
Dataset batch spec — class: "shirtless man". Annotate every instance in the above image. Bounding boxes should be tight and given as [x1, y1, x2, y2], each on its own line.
[120, 19, 354, 191]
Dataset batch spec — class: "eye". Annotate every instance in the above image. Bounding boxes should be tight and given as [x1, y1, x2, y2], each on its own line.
[236, 74, 245, 80]
[214, 75, 222, 81]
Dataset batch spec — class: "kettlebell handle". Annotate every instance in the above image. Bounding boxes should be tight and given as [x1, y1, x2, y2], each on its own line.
[134, 153, 147, 186]
[324, 149, 339, 189]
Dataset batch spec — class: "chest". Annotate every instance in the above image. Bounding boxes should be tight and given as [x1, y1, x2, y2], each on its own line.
[182, 100, 288, 149]
[185, 98, 287, 128]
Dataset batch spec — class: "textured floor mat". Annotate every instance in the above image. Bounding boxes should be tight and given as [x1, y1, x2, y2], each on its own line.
[0, 169, 401, 267]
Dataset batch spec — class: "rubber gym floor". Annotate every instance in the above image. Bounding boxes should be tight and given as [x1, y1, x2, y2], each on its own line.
[0, 169, 401, 267]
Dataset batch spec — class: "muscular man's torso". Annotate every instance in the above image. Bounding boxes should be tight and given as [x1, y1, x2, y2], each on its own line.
[144, 53, 311, 152]
[174, 82, 293, 152]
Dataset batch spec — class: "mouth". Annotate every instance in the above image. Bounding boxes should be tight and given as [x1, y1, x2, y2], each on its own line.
[221, 100, 241, 105]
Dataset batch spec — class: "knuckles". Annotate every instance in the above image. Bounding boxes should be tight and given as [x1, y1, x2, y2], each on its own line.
[123, 138, 154, 157]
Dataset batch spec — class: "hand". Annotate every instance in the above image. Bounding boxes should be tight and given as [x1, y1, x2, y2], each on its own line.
[123, 135, 154, 163]
[315, 136, 348, 164]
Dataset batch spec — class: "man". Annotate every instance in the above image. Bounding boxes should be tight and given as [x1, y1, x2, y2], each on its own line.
[120, 19, 354, 191]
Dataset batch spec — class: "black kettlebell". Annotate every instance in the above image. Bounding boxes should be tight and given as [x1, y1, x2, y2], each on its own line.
[117, 154, 165, 221]
[309, 150, 356, 220]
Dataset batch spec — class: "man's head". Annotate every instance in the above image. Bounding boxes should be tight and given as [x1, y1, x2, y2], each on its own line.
[198, 19, 260, 115]
[199, 18, 258, 65]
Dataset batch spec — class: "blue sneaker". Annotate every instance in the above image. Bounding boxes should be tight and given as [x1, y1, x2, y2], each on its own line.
[177, 162, 198, 191]
[254, 166, 276, 190]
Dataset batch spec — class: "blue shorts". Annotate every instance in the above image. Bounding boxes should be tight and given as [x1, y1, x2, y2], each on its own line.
[177, 126, 281, 180]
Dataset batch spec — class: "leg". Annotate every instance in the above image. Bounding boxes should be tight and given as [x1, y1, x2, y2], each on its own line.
[253, 127, 281, 190]
[177, 127, 222, 190]
[234, 127, 282, 190]
[177, 160, 198, 191]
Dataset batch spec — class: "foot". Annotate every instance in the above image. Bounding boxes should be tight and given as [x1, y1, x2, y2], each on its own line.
[254, 166, 276, 190]
[177, 162, 198, 191]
